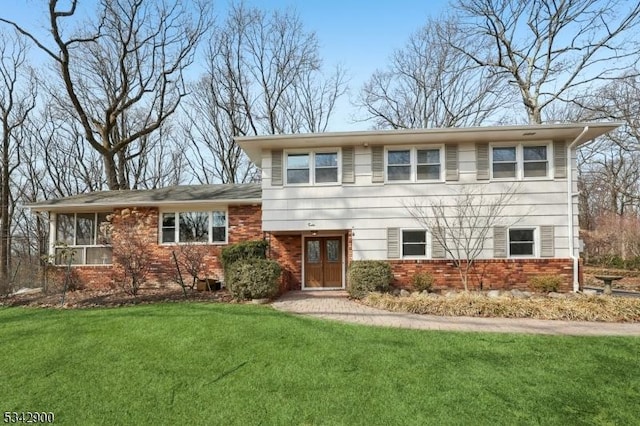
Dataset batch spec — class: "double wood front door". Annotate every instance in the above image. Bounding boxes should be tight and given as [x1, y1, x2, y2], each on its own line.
[304, 237, 342, 288]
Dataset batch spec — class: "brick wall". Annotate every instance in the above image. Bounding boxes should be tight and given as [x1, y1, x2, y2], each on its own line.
[54, 204, 263, 290]
[267, 233, 302, 291]
[388, 258, 576, 292]
[47, 266, 115, 291]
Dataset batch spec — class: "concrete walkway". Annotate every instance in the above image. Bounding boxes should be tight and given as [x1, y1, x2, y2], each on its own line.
[271, 291, 640, 336]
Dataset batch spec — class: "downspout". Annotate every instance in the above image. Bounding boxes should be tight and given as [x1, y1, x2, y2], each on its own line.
[567, 126, 589, 292]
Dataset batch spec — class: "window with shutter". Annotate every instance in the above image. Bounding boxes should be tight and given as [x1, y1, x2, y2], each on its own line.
[553, 140, 567, 179]
[387, 228, 400, 259]
[372, 146, 384, 183]
[342, 147, 355, 183]
[271, 150, 283, 186]
[445, 144, 459, 181]
[540, 226, 554, 257]
[476, 143, 490, 180]
[431, 234, 446, 258]
[493, 226, 507, 258]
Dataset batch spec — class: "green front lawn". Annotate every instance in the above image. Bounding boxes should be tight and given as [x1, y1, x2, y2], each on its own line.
[1, 304, 639, 425]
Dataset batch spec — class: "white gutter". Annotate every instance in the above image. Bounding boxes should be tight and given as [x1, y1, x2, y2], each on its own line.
[567, 126, 589, 292]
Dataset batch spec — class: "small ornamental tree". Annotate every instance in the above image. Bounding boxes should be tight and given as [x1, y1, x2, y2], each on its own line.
[172, 243, 210, 297]
[405, 184, 521, 291]
[109, 208, 154, 296]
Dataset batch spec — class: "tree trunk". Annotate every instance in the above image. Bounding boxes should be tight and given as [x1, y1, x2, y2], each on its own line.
[103, 152, 121, 190]
[0, 130, 10, 292]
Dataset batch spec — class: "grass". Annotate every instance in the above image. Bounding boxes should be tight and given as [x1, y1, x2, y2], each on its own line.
[364, 292, 640, 322]
[1, 303, 639, 425]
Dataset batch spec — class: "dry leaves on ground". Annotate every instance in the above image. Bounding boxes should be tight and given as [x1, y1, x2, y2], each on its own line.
[363, 292, 640, 322]
[0, 286, 233, 309]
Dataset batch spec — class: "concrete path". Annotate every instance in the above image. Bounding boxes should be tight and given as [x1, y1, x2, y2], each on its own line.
[271, 291, 640, 336]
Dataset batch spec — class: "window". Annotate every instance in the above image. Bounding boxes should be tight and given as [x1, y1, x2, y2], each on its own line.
[161, 211, 227, 244]
[402, 230, 427, 257]
[491, 144, 549, 179]
[492, 147, 517, 178]
[212, 211, 226, 242]
[315, 152, 338, 183]
[161, 213, 176, 243]
[509, 228, 535, 256]
[54, 212, 113, 265]
[386, 147, 442, 182]
[417, 149, 441, 180]
[387, 150, 411, 181]
[286, 151, 339, 185]
[286, 154, 310, 184]
[523, 146, 547, 177]
[179, 211, 209, 243]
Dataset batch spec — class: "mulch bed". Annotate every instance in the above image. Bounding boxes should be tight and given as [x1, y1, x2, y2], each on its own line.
[0, 286, 234, 309]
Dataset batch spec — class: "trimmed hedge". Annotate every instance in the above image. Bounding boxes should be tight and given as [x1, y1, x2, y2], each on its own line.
[347, 260, 393, 299]
[220, 240, 268, 269]
[226, 259, 281, 301]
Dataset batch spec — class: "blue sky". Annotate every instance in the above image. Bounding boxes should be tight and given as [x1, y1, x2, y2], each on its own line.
[2, 0, 450, 131]
[278, 0, 449, 129]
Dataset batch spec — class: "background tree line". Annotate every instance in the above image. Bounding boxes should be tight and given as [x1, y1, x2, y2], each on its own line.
[1, 0, 639, 292]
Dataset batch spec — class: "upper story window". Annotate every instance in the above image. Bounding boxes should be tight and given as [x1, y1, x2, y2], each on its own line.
[286, 151, 339, 185]
[387, 150, 411, 181]
[162, 210, 227, 244]
[314, 152, 338, 183]
[286, 154, 310, 184]
[386, 147, 442, 182]
[54, 212, 112, 265]
[523, 146, 548, 177]
[491, 144, 548, 179]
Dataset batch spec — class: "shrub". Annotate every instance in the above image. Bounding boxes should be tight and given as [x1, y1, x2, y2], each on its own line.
[624, 256, 640, 271]
[220, 240, 268, 270]
[347, 260, 393, 299]
[529, 275, 564, 293]
[221, 240, 269, 285]
[226, 259, 281, 300]
[412, 272, 434, 292]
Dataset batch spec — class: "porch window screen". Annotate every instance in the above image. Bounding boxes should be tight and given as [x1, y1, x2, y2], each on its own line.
[54, 212, 113, 265]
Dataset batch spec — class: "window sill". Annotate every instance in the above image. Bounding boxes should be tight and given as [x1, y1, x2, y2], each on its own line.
[385, 180, 444, 184]
[160, 242, 227, 246]
[490, 177, 553, 182]
[53, 263, 113, 267]
[284, 182, 342, 187]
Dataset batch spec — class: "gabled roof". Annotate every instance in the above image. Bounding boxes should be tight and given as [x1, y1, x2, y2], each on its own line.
[27, 183, 262, 212]
[236, 122, 623, 166]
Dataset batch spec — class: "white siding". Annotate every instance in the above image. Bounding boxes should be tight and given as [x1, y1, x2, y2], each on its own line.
[261, 142, 580, 260]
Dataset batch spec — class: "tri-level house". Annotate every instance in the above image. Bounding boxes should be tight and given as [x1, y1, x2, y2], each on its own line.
[29, 122, 620, 292]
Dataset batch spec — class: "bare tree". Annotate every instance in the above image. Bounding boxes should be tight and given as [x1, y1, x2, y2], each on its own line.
[109, 209, 153, 296]
[359, 16, 512, 129]
[405, 184, 519, 291]
[1, 0, 210, 189]
[453, 0, 640, 123]
[183, 2, 346, 184]
[0, 31, 37, 292]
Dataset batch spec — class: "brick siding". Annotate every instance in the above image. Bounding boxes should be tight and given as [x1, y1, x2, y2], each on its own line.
[388, 258, 577, 292]
[267, 233, 302, 291]
[51, 204, 580, 293]
[54, 204, 263, 290]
